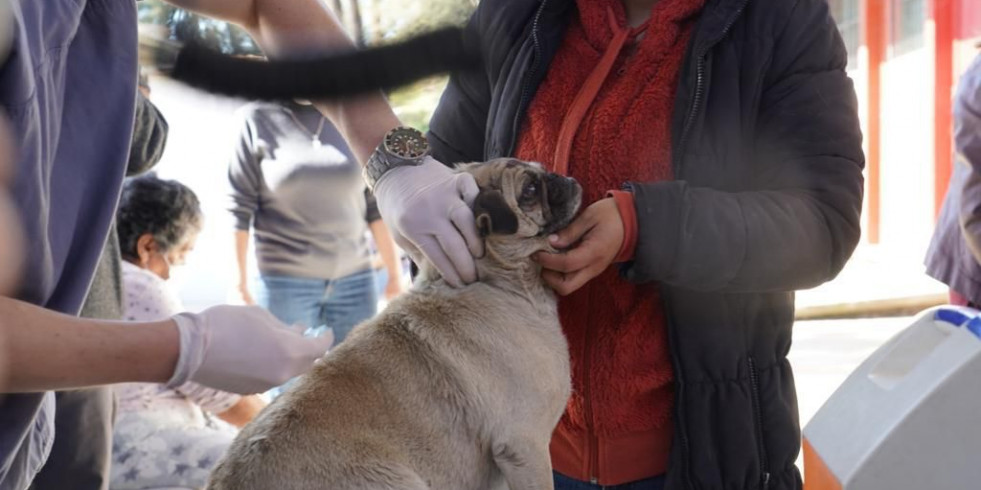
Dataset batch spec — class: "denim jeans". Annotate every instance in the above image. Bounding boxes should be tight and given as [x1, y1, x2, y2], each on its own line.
[255, 269, 378, 396]
[255, 268, 379, 343]
[553, 472, 666, 490]
[373, 267, 389, 299]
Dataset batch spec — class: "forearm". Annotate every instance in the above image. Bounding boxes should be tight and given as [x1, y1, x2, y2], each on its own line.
[239, 0, 400, 161]
[370, 219, 402, 280]
[626, 181, 861, 292]
[317, 95, 400, 165]
[0, 296, 178, 393]
[166, 0, 400, 164]
[217, 394, 266, 427]
[234, 229, 251, 287]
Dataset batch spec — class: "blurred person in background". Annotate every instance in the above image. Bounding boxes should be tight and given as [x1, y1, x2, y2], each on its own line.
[229, 99, 403, 349]
[111, 174, 267, 490]
[367, 229, 410, 306]
[927, 50, 981, 308]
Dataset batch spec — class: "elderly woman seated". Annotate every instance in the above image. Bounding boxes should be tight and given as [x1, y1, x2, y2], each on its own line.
[110, 174, 266, 490]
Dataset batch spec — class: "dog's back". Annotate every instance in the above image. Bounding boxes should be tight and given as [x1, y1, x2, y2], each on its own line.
[207, 282, 569, 490]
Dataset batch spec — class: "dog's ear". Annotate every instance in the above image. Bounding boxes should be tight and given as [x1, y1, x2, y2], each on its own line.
[472, 189, 518, 237]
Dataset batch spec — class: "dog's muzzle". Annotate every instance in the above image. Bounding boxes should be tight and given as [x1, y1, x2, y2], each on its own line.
[541, 173, 582, 235]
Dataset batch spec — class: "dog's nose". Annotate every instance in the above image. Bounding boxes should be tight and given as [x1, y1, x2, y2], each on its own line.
[545, 173, 579, 206]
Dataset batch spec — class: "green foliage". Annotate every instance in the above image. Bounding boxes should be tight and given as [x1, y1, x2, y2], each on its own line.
[387, 76, 450, 133]
[367, 0, 476, 43]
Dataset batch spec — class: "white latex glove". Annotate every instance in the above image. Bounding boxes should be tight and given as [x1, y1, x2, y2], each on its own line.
[373, 157, 483, 287]
[166, 305, 333, 394]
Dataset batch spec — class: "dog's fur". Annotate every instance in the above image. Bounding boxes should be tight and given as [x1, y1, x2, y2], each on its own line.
[206, 159, 582, 490]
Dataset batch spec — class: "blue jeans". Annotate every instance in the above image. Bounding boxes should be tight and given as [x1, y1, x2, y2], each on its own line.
[255, 269, 378, 396]
[374, 267, 388, 299]
[553, 472, 666, 490]
[255, 268, 379, 343]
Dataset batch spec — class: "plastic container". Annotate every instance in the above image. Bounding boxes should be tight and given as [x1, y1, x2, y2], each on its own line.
[803, 306, 981, 490]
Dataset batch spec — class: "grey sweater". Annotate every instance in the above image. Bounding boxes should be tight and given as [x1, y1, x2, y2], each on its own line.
[228, 102, 377, 280]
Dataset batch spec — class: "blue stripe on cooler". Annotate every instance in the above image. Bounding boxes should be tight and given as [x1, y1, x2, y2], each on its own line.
[966, 316, 981, 340]
[934, 308, 972, 327]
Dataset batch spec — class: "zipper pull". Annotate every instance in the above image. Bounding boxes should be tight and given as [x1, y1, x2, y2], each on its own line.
[761, 471, 771, 489]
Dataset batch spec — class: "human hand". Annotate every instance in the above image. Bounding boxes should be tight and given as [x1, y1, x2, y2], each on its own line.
[384, 274, 403, 301]
[373, 157, 483, 287]
[167, 305, 333, 394]
[533, 198, 624, 296]
[237, 282, 256, 306]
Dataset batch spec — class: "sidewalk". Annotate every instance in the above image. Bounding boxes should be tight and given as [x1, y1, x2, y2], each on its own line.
[794, 244, 948, 320]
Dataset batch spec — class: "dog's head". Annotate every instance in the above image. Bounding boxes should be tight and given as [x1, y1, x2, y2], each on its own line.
[462, 158, 582, 257]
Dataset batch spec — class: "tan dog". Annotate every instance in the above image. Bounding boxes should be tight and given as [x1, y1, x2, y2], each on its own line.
[206, 158, 582, 490]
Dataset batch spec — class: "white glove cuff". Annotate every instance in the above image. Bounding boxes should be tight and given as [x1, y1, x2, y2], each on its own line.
[165, 313, 206, 388]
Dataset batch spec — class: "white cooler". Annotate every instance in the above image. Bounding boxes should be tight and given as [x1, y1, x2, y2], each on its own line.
[803, 306, 981, 490]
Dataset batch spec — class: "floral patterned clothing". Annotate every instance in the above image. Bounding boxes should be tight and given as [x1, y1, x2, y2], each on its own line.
[110, 261, 241, 489]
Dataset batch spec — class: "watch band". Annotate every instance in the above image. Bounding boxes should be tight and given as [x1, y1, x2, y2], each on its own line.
[363, 147, 395, 192]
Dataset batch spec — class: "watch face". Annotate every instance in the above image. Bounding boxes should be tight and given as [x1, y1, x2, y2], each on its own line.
[384, 127, 428, 159]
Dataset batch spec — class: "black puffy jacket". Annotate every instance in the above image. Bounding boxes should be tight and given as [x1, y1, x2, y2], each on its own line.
[428, 0, 864, 488]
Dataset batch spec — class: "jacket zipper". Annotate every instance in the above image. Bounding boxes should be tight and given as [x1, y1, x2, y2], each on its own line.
[748, 357, 772, 490]
[507, 0, 548, 157]
[675, 0, 749, 175]
[668, 4, 749, 488]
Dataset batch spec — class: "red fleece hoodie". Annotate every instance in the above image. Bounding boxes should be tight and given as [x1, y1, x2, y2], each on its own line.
[514, 0, 704, 484]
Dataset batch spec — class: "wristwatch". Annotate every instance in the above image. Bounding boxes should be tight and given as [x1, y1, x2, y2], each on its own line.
[363, 126, 430, 191]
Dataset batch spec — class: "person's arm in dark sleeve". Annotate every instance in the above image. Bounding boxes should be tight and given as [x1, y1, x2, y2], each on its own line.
[426, 6, 491, 166]
[622, 0, 864, 292]
[127, 92, 169, 176]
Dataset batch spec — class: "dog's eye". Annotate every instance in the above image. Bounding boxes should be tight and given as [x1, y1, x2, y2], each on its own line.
[520, 182, 538, 202]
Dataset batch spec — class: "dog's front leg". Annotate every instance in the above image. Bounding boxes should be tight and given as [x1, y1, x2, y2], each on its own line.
[492, 438, 553, 490]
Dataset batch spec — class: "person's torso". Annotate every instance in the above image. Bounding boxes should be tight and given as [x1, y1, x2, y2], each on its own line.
[0, 1, 138, 487]
[244, 103, 371, 279]
[429, 0, 820, 488]
[512, 0, 705, 482]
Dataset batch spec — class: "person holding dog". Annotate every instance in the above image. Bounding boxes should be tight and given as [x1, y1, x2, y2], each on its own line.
[423, 0, 865, 488]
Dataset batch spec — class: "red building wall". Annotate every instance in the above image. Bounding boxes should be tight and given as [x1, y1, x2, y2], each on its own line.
[957, 0, 981, 40]
[843, 0, 981, 247]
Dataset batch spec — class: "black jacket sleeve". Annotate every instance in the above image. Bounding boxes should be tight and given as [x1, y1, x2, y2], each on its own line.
[427, 7, 492, 165]
[624, 0, 865, 292]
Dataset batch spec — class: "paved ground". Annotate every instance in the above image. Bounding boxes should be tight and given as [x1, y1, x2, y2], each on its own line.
[795, 244, 946, 317]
